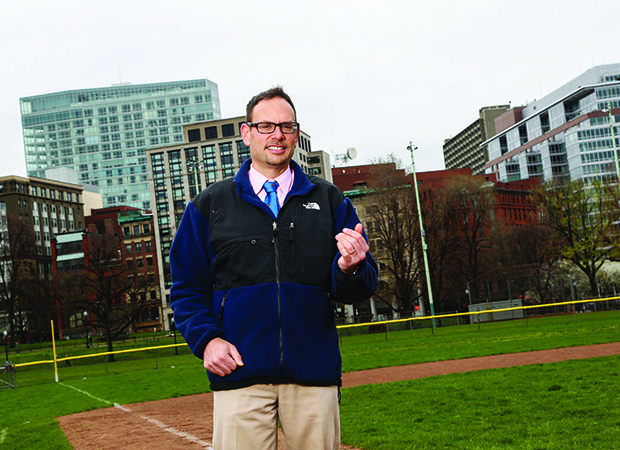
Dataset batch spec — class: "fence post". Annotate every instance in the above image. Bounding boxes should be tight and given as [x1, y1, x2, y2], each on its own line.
[524, 308, 528, 328]
[51, 320, 59, 383]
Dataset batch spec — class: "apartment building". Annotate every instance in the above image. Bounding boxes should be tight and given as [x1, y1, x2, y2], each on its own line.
[443, 105, 510, 175]
[483, 64, 620, 183]
[20, 79, 221, 210]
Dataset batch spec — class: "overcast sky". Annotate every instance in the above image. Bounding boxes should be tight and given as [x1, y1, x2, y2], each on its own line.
[2, 0, 619, 178]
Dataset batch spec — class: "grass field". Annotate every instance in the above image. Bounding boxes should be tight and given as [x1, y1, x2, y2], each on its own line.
[342, 356, 620, 449]
[1, 311, 619, 449]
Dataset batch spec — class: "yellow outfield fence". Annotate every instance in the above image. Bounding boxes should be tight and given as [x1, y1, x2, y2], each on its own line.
[338, 297, 619, 331]
[5, 296, 618, 384]
[15, 343, 185, 369]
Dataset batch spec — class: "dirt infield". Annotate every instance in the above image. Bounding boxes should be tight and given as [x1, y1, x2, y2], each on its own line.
[58, 342, 620, 450]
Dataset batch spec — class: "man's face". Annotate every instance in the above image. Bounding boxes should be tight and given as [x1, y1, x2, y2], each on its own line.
[241, 97, 299, 178]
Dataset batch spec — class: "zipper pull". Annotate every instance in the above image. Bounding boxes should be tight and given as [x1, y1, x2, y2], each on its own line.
[272, 221, 278, 243]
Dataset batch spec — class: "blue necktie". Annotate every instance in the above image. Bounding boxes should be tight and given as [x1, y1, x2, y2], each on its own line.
[263, 181, 280, 217]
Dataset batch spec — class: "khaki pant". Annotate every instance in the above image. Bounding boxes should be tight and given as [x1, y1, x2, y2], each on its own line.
[213, 384, 340, 450]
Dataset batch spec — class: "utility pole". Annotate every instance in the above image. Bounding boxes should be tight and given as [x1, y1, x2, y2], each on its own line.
[408, 142, 436, 328]
[607, 102, 620, 182]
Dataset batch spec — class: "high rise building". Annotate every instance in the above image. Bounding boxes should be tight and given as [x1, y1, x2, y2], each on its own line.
[146, 116, 330, 329]
[483, 64, 620, 183]
[20, 79, 221, 210]
[443, 105, 510, 175]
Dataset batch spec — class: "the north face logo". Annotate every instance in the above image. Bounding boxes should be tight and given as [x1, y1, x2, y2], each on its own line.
[303, 202, 321, 210]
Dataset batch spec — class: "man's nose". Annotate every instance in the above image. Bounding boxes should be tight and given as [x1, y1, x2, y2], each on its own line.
[271, 125, 285, 138]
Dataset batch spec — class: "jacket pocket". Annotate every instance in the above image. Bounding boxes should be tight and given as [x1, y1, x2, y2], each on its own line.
[216, 291, 228, 325]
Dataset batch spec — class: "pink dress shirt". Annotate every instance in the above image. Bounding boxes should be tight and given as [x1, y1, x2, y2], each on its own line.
[248, 165, 295, 208]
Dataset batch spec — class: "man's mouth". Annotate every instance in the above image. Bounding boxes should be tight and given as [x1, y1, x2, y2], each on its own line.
[267, 145, 286, 152]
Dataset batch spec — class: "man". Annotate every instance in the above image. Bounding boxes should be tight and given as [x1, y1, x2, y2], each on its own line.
[170, 87, 378, 449]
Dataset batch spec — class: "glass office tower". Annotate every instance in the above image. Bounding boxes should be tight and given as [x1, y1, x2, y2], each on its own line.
[483, 64, 620, 184]
[20, 79, 221, 210]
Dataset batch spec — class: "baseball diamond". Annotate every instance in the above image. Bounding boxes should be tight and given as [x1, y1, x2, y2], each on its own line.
[57, 342, 620, 450]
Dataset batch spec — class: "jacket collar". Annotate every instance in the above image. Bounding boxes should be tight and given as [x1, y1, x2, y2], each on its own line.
[234, 159, 315, 203]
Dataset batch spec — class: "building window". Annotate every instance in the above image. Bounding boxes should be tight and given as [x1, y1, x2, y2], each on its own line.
[205, 126, 218, 140]
[125, 243, 132, 254]
[133, 225, 140, 235]
[237, 140, 251, 164]
[220, 142, 234, 168]
[135, 242, 142, 252]
[188, 128, 201, 142]
[222, 123, 235, 137]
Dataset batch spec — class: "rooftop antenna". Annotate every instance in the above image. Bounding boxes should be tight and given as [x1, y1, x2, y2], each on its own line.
[334, 147, 358, 166]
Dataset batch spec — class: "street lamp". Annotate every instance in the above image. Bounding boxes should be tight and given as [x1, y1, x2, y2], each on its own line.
[465, 285, 474, 324]
[3, 330, 8, 365]
[606, 102, 620, 182]
[408, 142, 436, 328]
[84, 311, 90, 348]
[171, 318, 178, 355]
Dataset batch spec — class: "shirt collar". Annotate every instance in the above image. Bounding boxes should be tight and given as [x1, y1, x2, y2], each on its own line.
[249, 164, 294, 197]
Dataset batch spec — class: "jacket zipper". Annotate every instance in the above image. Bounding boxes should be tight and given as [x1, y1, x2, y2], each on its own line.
[216, 291, 228, 324]
[272, 220, 284, 375]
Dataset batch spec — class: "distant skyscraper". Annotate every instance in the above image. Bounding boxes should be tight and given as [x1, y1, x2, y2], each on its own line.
[443, 105, 510, 175]
[483, 64, 620, 183]
[20, 79, 221, 210]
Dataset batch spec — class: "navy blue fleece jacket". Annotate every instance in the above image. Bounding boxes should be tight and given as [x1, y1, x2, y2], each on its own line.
[170, 160, 378, 391]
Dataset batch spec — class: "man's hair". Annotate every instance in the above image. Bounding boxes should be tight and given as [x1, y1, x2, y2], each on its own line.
[245, 86, 297, 122]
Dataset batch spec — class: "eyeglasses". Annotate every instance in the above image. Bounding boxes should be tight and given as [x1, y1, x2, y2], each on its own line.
[246, 122, 299, 134]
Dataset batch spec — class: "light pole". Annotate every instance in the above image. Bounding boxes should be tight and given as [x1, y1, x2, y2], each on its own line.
[465, 284, 474, 324]
[3, 330, 8, 364]
[606, 102, 620, 181]
[84, 311, 90, 348]
[171, 318, 178, 355]
[408, 142, 436, 328]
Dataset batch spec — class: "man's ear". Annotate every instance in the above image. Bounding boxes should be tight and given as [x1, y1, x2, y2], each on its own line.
[241, 123, 251, 146]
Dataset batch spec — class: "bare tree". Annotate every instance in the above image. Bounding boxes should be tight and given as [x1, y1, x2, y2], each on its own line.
[363, 156, 423, 313]
[32, 270, 88, 341]
[443, 176, 496, 302]
[491, 223, 563, 304]
[72, 232, 152, 361]
[422, 186, 467, 312]
[0, 213, 37, 346]
[535, 179, 620, 297]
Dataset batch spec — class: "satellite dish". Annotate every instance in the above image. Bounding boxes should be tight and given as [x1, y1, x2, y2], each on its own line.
[333, 146, 359, 166]
[346, 147, 358, 160]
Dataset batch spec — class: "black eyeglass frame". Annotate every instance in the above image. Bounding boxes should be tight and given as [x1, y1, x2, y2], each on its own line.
[246, 122, 300, 134]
